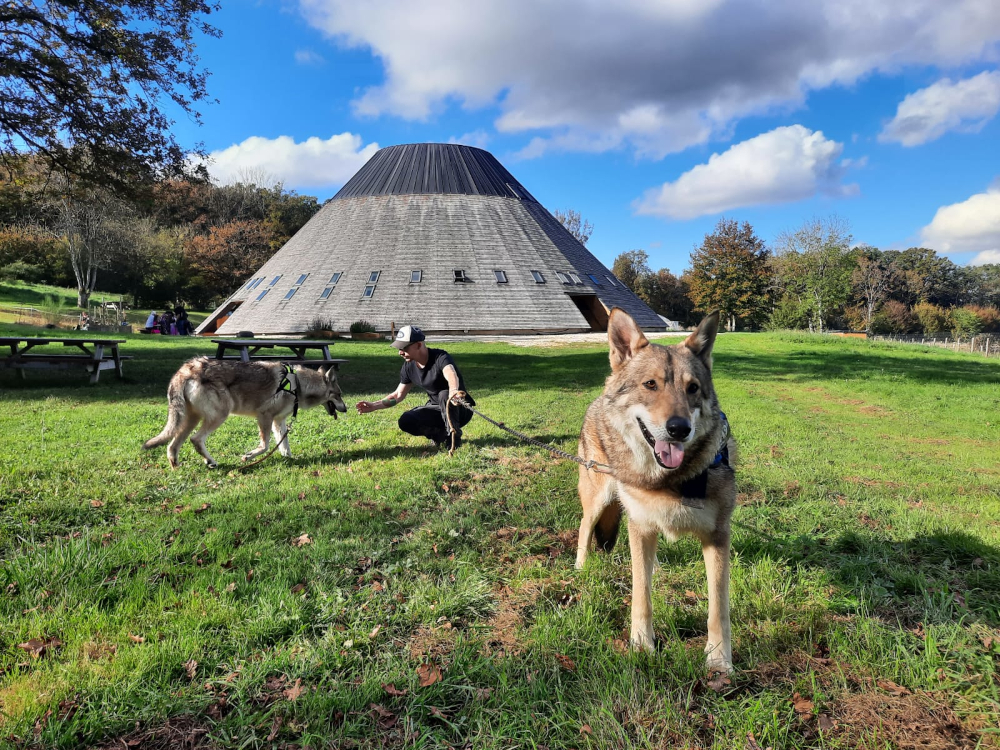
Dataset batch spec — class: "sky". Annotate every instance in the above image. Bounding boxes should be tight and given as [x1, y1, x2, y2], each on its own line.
[172, 0, 1000, 275]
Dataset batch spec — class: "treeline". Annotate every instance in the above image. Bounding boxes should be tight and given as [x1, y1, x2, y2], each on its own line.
[0, 157, 321, 309]
[612, 217, 1000, 336]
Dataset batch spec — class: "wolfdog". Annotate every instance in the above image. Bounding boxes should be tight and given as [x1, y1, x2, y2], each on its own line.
[143, 357, 348, 468]
[576, 309, 737, 673]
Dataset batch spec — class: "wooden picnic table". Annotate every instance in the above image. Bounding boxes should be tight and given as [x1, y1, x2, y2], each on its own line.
[211, 339, 347, 370]
[0, 336, 130, 383]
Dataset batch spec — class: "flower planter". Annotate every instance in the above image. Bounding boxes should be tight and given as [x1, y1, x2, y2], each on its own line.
[351, 331, 381, 340]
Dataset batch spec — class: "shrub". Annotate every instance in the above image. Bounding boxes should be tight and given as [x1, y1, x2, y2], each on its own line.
[0, 261, 44, 283]
[949, 306, 985, 339]
[349, 320, 377, 334]
[872, 300, 916, 334]
[912, 302, 949, 335]
[305, 316, 337, 335]
[964, 304, 1000, 333]
[765, 296, 809, 331]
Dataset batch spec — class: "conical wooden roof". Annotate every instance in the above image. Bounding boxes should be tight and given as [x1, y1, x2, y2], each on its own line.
[199, 143, 664, 335]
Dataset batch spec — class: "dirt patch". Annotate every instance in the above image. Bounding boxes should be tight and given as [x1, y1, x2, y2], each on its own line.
[91, 716, 217, 749]
[481, 582, 545, 657]
[832, 691, 980, 749]
[406, 624, 459, 662]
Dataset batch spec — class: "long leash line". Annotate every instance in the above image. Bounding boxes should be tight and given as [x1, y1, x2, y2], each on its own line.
[448, 395, 613, 473]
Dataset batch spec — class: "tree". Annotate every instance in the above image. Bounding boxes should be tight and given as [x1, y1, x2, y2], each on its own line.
[552, 208, 593, 246]
[0, 1, 219, 192]
[912, 302, 949, 335]
[611, 249, 650, 293]
[774, 216, 857, 333]
[185, 220, 276, 302]
[686, 219, 772, 331]
[851, 247, 896, 332]
[636, 269, 694, 323]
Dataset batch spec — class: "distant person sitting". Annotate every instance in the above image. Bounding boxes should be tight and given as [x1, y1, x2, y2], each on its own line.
[176, 310, 192, 336]
[158, 310, 174, 335]
[145, 311, 158, 333]
[78, 312, 90, 330]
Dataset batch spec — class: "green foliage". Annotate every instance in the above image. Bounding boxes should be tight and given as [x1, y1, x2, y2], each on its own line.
[0, 261, 44, 283]
[766, 294, 810, 330]
[634, 268, 692, 323]
[913, 301, 949, 334]
[552, 208, 593, 246]
[949, 306, 985, 338]
[349, 319, 378, 333]
[610, 249, 650, 292]
[687, 218, 773, 330]
[305, 316, 337, 335]
[871, 299, 917, 334]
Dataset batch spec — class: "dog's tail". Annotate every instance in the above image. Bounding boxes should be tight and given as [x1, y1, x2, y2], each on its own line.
[594, 502, 622, 552]
[142, 376, 187, 450]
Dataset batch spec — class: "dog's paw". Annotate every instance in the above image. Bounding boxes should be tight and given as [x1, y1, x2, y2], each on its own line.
[630, 630, 656, 653]
[205, 460, 218, 469]
[705, 650, 733, 675]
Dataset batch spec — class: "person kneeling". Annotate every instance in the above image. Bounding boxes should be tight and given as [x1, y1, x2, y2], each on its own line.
[355, 325, 474, 451]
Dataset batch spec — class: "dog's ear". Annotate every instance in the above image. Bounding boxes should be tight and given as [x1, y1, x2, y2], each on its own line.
[317, 366, 327, 379]
[684, 311, 720, 369]
[608, 308, 649, 371]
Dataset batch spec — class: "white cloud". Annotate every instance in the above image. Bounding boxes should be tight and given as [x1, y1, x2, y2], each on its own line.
[920, 187, 1000, 261]
[879, 71, 1000, 146]
[634, 125, 856, 219]
[200, 133, 379, 189]
[297, 0, 1000, 157]
[294, 49, 326, 65]
[447, 130, 491, 149]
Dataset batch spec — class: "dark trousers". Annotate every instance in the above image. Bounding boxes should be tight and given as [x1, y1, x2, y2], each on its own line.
[398, 391, 472, 443]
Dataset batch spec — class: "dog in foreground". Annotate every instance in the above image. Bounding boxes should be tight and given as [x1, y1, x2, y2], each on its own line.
[144, 357, 347, 468]
[576, 309, 737, 673]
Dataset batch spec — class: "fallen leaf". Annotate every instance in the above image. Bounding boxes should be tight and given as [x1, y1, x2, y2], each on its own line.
[246, 569, 254, 582]
[791, 692, 814, 715]
[707, 672, 731, 693]
[283, 678, 304, 702]
[475, 687, 493, 700]
[17, 637, 61, 659]
[128, 634, 145, 643]
[267, 714, 282, 741]
[89, 500, 104, 508]
[382, 683, 407, 697]
[194, 503, 210, 513]
[225, 582, 236, 592]
[369, 624, 382, 638]
[417, 662, 442, 687]
[876, 679, 911, 697]
[184, 659, 198, 679]
[290, 583, 306, 594]
[429, 706, 449, 719]
[292, 533, 312, 547]
[684, 589, 703, 602]
[818, 713, 835, 731]
[555, 654, 576, 671]
[580, 724, 592, 735]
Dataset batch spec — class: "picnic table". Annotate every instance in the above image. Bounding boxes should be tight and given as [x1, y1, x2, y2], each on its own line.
[0, 336, 130, 383]
[211, 339, 347, 370]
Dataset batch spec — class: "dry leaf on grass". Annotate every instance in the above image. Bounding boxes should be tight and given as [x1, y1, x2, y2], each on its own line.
[417, 662, 442, 687]
[283, 678, 304, 702]
[791, 692, 814, 715]
[89, 500, 104, 508]
[580, 724, 593, 735]
[707, 672, 731, 692]
[184, 659, 198, 679]
[877, 679, 912, 697]
[555, 654, 576, 671]
[382, 683, 407, 697]
[17, 637, 61, 658]
[128, 634, 145, 643]
[292, 533, 312, 547]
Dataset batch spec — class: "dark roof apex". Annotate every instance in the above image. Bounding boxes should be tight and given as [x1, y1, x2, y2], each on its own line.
[332, 143, 538, 202]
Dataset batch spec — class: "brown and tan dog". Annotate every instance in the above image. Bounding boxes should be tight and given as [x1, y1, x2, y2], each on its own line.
[576, 309, 736, 673]
[143, 357, 347, 468]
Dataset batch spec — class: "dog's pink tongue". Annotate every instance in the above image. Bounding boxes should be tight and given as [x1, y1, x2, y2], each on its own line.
[654, 440, 685, 469]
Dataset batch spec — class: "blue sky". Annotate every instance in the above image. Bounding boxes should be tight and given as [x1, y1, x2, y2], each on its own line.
[173, 0, 1000, 275]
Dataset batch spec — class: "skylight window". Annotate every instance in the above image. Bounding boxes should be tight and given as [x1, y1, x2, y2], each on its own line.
[531, 270, 545, 283]
[493, 269, 508, 283]
[362, 285, 376, 298]
[328, 272, 342, 285]
[410, 270, 422, 283]
[268, 275, 282, 286]
[556, 272, 573, 285]
[587, 274, 602, 286]
[606, 275, 617, 286]
[368, 271, 381, 284]
[283, 287, 297, 300]
[295, 273, 309, 285]
[453, 270, 468, 282]
[255, 289, 269, 302]
[320, 287, 334, 300]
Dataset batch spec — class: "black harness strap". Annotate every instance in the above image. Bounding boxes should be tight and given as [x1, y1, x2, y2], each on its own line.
[277, 363, 300, 418]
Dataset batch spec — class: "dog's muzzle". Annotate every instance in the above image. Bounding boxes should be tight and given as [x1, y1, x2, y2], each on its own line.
[637, 417, 686, 470]
[327, 399, 347, 417]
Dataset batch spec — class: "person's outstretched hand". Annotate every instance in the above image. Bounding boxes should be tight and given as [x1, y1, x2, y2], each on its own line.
[356, 400, 376, 414]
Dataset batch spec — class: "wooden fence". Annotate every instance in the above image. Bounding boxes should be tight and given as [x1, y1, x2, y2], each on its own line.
[869, 333, 997, 358]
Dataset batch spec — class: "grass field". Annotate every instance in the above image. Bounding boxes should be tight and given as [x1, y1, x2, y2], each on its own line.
[0, 322, 998, 749]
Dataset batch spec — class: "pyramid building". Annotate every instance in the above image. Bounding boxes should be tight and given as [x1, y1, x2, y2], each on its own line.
[198, 143, 664, 336]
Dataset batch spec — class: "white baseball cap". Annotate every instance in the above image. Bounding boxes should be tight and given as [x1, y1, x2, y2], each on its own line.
[391, 325, 426, 349]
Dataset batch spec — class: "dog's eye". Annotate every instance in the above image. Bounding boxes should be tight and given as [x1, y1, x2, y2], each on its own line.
[686, 382, 700, 395]
[643, 380, 657, 390]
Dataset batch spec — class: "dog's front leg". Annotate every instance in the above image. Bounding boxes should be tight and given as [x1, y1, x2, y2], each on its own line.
[628, 519, 659, 652]
[701, 530, 733, 673]
[272, 418, 291, 457]
[242, 415, 272, 461]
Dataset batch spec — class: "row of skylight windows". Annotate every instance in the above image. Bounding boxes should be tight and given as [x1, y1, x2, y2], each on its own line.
[245, 268, 620, 302]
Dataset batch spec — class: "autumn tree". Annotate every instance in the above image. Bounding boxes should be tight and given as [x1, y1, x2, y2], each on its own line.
[611, 249, 651, 293]
[686, 219, 772, 331]
[636, 269, 694, 324]
[185, 221, 276, 304]
[1, 1, 219, 192]
[552, 208, 593, 246]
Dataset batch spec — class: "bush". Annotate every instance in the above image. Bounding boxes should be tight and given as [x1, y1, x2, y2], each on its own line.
[912, 302, 949, 335]
[349, 320, 377, 334]
[0, 260, 45, 282]
[949, 307, 985, 339]
[964, 304, 1000, 333]
[765, 296, 809, 331]
[305, 316, 337, 335]
[872, 300, 917, 334]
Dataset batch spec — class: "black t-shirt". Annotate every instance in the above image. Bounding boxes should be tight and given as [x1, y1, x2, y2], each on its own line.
[400, 348, 474, 406]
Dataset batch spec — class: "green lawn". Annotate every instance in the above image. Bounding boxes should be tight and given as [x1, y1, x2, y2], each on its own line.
[0, 326, 998, 749]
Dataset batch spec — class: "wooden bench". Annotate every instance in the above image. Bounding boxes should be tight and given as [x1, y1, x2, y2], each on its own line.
[0, 337, 130, 383]
[212, 339, 348, 371]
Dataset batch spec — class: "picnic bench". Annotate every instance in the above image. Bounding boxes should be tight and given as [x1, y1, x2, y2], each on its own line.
[211, 339, 347, 371]
[0, 337, 130, 384]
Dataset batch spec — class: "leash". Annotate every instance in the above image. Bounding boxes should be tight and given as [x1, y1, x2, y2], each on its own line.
[238, 365, 300, 470]
[448, 393, 613, 473]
